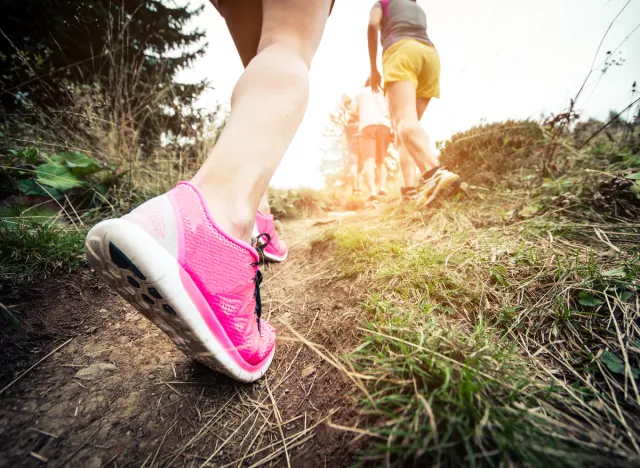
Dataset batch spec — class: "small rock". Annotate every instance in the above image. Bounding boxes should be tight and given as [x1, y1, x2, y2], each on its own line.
[85, 457, 103, 468]
[39, 403, 52, 412]
[280, 312, 292, 323]
[74, 363, 116, 380]
[301, 365, 316, 378]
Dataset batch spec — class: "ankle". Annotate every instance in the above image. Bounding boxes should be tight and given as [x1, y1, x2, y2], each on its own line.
[421, 166, 440, 182]
[191, 182, 256, 243]
[258, 200, 271, 215]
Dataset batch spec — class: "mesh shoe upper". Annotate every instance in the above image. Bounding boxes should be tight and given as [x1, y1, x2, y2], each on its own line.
[123, 182, 275, 366]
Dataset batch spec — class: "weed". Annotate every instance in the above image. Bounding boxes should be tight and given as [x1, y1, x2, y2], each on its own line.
[0, 220, 86, 286]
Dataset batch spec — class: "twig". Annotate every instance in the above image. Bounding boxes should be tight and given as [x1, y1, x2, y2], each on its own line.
[578, 96, 640, 149]
[0, 337, 73, 396]
[266, 379, 291, 468]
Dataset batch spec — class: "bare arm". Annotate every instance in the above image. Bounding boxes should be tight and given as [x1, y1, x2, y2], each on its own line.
[368, 6, 383, 92]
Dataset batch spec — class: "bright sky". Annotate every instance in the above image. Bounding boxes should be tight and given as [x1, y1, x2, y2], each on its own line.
[178, 0, 640, 188]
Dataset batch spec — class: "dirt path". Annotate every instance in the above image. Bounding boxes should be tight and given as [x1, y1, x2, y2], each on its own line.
[0, 214, 369, 467]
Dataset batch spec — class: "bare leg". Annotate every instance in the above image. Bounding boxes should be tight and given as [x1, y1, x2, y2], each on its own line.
[362, 158, 377, 196]
[375, 127, 391, 193]
[348, 161, 359, 192]
[258, 191, 270, 214]
[360, 129, 377, 196]
[376, 163, 387, 193]
[399, 143, 417, 187]
[192, 0, 331, 241]
[387, 81, 438, 174]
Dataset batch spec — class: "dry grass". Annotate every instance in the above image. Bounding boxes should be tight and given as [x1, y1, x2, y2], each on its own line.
[317, 175, 640, 466]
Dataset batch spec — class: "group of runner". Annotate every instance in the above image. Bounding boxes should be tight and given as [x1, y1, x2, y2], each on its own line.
[344, 1, 465, 207]
[86, 0, 465, 382]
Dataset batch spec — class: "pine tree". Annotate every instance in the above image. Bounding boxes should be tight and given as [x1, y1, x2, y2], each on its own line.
[0, 0, 208, 149]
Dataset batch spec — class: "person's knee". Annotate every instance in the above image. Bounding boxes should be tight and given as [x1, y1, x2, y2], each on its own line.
[397, 120, 424, 144]
[231, 46, 309, 107]
[259, 32, 317, 69]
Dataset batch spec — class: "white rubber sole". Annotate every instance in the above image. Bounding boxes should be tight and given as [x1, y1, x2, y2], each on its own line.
[85, 219, 273, 383]
[419, 174, 468, 208]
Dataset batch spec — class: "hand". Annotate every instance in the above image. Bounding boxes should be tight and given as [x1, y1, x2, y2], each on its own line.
[370, 68, 382, 93]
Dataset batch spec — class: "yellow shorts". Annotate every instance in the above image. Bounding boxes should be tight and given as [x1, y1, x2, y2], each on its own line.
[382, 39, 441, 99]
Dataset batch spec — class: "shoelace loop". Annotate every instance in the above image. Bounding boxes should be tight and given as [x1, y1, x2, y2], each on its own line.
[251, 232, 271, 335]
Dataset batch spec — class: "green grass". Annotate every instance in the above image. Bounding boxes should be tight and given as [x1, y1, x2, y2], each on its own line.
[323, 190, 640, 466]
[0, 220, 87, 285]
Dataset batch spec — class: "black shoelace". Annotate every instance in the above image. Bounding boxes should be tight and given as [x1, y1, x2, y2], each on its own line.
[251, 233, 271, 334]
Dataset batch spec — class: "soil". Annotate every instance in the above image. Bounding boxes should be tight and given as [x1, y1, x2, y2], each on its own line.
[0, 214, 371, 468]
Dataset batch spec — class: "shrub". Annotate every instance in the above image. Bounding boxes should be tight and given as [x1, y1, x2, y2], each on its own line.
[438, 120, 544, 186]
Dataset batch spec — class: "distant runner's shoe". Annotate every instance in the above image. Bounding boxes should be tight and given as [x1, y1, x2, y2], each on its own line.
[378, 190, 388, 198]
[418, 169, 468, 208]
[253, 211, 288, 263]
[401, 186, 418, 201]
[366, 194, 380, 208]
[85, 181, 275, 382]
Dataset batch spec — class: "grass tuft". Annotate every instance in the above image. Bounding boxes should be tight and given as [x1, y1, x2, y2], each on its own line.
[0, 220, 86, 285]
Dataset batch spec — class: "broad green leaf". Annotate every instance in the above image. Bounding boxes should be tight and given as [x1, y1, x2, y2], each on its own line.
[56, 151, 100, 168]
[601, 351, 625, 374]
[603, 268, 626, 279]
[35, 163, 84, 191]
[625, 172, 640, 180]
[54, 151, 104, 176]
[600, 351, 640, 378]
[18, 178, 60, 198]
[620, 290, 635, 302]
[518, 203, 543, 218]
[578, 291, 604, 307]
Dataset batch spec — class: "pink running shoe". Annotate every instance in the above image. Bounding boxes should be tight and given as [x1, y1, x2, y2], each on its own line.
[253, 211, 288, 263]
[84, 182, 275, 382]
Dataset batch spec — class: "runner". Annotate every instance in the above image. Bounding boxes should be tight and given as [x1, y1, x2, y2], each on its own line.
[84, 0, 334, 382]
[352, 78, 393, 204]
[367, 0, 466, 206]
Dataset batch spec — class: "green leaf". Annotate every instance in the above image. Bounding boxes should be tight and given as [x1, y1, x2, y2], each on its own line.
[625, 172, 640, 180]
[518, 203, 543, 218]
[54, 151, 104, 176]
[57, 151, 99, 168]
[578, 291, 604, 307]
[601, 352, 625, 374]
[600, 351, 640, 378]
[603, 268, 626, 279]
[620, 290, 635, 302]
[17, 178, 61, 198]
[35, 163, 84, 192]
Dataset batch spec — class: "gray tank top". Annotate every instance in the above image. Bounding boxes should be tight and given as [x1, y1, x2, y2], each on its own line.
[374, 0, 433, 51]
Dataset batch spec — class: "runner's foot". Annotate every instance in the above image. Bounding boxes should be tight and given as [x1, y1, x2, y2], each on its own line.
[401, 186, 418, 201]
[85, 182, 275, 382]
[418, 169, 468, 208]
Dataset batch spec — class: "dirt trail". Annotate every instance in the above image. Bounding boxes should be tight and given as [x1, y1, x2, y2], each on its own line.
[0, 213, 371, 468]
